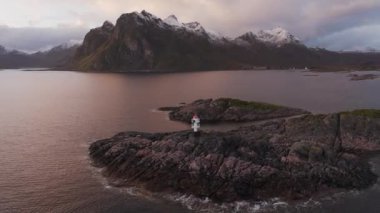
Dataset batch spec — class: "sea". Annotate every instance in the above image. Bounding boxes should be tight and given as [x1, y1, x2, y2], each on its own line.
[0, 69, 380, 212]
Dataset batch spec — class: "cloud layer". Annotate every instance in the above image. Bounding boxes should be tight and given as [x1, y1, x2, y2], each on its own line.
[0, 0, 379, 52]
[0, 25, 87, 52]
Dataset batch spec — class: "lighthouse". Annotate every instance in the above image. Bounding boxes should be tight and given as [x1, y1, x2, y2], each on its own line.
[191, 114, 200, 132]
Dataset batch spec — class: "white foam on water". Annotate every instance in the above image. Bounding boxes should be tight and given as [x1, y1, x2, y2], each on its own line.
[87, 162, 379, 213]
[163, 193, 295, 212]
[150, 109, 160, 113]
[86, 154, 380, 212]
[79, 143, 89, 148]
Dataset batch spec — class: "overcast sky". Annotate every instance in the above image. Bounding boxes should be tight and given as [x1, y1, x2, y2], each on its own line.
[0, 0, 379, 52]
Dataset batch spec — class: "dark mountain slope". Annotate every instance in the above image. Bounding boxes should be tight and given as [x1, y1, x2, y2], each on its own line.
[0, 44, 78, 69]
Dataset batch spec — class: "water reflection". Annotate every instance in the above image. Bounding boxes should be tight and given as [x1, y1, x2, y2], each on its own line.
[0, 69, 379, 212]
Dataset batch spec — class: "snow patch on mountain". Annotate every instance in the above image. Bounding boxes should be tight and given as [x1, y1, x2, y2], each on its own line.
[136, 10, 160, 21]
[130, 10, 167, 28]
[183, 22, 205, 33]
[163, 15, 183, 27]
[163, 14, 225, 43]
[256, 27, 300, 46]
[207, 29, 230, 43]
[130, 11, 300, 46]
[164, 14, 206, 34]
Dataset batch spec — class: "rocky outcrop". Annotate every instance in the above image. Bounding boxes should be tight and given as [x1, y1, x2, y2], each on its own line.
[348, 73, 378, 81]
[75, 21, 114, 59]
[89, 106, 380, 203]
[162, 98, 309, 123]
[73, 11, 237, 71]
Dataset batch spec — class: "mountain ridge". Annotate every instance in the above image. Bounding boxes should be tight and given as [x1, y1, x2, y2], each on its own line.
[71, 10, 380, 72]
[0, 43, 79, 69]
[1, 10, 379, 71]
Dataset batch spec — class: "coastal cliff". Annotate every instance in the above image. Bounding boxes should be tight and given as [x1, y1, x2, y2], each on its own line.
[89, 99, 380, 203]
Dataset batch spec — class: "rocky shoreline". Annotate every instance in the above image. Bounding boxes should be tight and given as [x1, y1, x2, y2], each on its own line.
[348, 73, 378, 81]
[89, 99, 380, 203]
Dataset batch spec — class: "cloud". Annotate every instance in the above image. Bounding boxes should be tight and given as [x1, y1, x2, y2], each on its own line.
[0, 0, 379, 51]
[307, 24, 380, 51]
[0, 25, 88, 53]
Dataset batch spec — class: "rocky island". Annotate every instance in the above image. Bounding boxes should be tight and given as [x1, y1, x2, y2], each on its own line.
[159, 98, 309, 123]
[348, 73, 379, 81]
[89, 99, 380, 203]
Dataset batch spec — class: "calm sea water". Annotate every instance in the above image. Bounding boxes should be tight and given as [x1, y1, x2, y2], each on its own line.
[0, 69, 379, 213]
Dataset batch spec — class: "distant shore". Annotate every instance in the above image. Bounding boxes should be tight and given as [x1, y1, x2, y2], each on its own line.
[52, 66, 380, 73]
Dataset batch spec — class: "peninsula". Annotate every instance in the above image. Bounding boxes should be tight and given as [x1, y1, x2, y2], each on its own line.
[89, 99, 380, 202]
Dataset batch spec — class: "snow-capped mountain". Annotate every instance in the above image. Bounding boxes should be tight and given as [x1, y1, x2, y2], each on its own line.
[256, 27, 300, 46]
[183, 22, 205, 33]
[235, 27, 300, 47]
[163, 14, 224, 42]
[130, 11, 209, 36]
[163, 15, 183, 27]
[72, 10, 380, 72]
[162, 14, 300, 46]
[163, 14, 206, 34]
[133, 11, 302, 46]
[162, 13, 299, 46]
[73, 10, 308, 71]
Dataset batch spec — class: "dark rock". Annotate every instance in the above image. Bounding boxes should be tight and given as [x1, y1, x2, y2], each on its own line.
[74, 21, 115, 67]
[348, 74, 378, 81]
[340, 112, 380, 152]
[157, 106, 180, 111]
[89, 110, 380, 203]
[166, 98, 309, 123]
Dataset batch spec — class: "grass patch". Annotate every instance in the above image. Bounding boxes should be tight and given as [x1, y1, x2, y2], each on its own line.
[77, 41, 112, 70]
[218, 98, 282, 110]
[77, 54, 96, 70]
[342, 109, 380, 118]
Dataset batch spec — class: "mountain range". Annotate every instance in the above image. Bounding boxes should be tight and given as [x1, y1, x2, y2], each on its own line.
[0, 43, 78, 69]
[72, 11, 380, 71]
[2, 10, 380, 71]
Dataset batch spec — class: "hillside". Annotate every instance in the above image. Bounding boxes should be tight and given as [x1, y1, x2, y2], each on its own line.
[0, 44, 78, 69]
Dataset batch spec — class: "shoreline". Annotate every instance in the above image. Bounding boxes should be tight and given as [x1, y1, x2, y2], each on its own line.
[0, 66, 378, 74]
[29, 66, 380, 74]
[89, 98, 380, 206]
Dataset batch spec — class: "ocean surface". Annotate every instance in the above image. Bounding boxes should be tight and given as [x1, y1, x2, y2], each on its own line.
[0, 69, 380, 212]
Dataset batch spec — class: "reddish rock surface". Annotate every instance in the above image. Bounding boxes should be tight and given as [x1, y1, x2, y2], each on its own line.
[90, 111, 380, 202]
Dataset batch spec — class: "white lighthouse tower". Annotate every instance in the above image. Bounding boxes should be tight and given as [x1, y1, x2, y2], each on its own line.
[191, 114, 200, 132]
